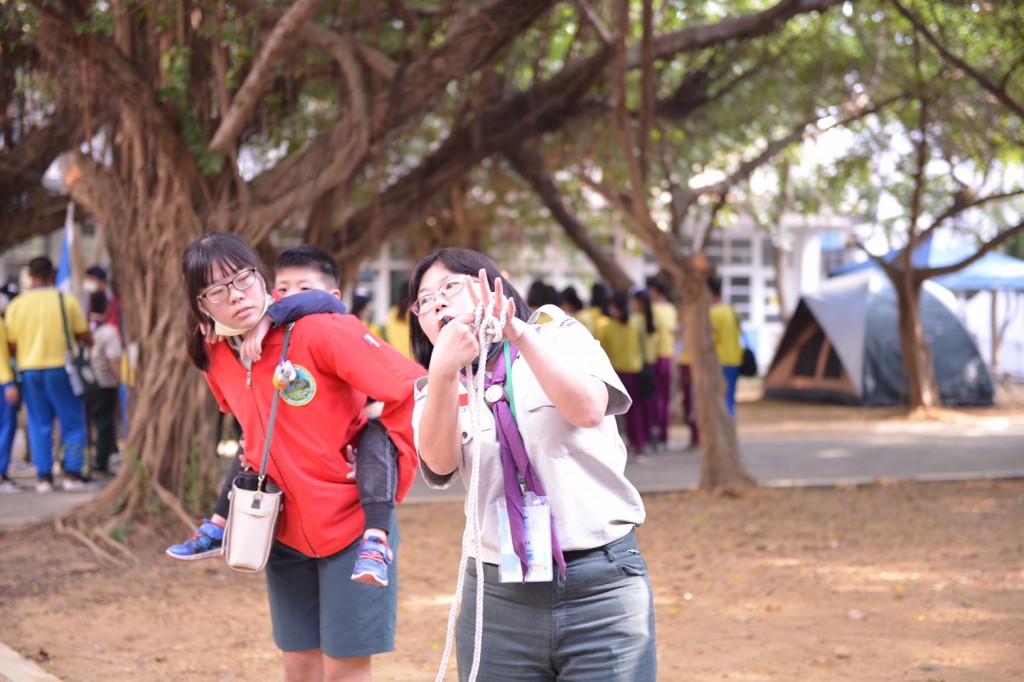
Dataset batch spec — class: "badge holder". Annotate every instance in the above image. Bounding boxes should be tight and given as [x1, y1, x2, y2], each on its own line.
[497, 492, 553, 583]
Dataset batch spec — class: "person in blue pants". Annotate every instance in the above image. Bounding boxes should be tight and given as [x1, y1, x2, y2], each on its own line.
[0, 317, 21, 493]
[3, 257, 93, 493]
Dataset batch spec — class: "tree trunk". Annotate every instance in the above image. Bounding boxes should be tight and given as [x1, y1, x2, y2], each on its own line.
[990, 292, 1000, 372]
[676, 268, 755, 494]
[69, 153, 220, 528]
[892, 274, 940, 410]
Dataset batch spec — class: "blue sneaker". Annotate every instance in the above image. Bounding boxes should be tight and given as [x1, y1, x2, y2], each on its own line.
[351, 536, 392, 586]
[166, 519, 224, 561]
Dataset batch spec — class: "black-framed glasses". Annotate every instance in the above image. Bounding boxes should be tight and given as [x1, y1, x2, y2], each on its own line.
[198, 268, 258, 304]
[411, 276, 471, 316]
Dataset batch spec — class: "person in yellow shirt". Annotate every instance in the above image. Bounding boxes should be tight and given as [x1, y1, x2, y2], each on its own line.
[559, 286, 596, 336]
[599, 290, 649, 454]
[4, 257, 94, 493]
[383, 280, 415, 362]
[588, 281, 612, 339]
[708, 276, 743, 416]
[0, 317, 21, 493]
[647, 279, 678, 448]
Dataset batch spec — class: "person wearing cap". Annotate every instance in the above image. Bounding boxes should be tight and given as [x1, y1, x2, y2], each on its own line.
[84, 265, 121, 337]
[86, 292, 123, 476]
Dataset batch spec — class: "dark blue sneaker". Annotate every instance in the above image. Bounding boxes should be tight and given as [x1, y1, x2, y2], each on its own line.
[351, 536, 392, 586]
[166, 519, 224, 561]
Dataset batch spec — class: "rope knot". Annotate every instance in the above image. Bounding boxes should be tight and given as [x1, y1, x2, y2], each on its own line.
[479, 315, 503, 344]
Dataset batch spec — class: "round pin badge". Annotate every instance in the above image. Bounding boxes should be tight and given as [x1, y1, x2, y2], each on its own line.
[484, 384, 504, 405]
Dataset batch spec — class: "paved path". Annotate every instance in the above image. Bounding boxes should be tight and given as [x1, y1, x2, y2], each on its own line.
[404, 417, 1024, 501]
[3, 418, 1023, 525]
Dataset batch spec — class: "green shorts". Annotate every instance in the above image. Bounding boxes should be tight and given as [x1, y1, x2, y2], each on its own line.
[265, 515, 398, 658]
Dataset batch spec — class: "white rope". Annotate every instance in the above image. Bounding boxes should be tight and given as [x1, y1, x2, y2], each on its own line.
[435, 299, 507, 682]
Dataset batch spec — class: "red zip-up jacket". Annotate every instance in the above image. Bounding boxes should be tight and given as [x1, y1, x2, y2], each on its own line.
[205, 313, 422, 558]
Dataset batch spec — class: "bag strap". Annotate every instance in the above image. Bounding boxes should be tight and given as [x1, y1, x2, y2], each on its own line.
[257, 323, 294, 492]
[730, 306, 750, 348]
[57, 293, 75, 354]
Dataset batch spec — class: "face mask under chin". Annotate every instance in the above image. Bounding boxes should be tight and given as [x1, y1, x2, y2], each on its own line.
[209, 292, 272, 337]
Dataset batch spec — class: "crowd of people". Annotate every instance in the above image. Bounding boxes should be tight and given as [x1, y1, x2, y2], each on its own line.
[0, 259, 121, 493]
[523, 273, 743, 455]
[2, 232, 756, 681]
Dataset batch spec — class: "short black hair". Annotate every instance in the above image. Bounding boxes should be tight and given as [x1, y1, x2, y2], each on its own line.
[560, 285, 584, 312]
[28, 256, 54, 281]
[706, 275, 723, 298]
[86, 265, 108, 281]
[275, 245, 339, 288]
[647, 276, 669, 298]
[527, 280, 560, 309]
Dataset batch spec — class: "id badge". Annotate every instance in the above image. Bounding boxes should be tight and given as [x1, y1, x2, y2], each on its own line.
[497, 492, 553, 583]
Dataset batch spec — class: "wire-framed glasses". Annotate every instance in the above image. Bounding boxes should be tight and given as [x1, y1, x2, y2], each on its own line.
[411, 276, 471, 316]
[198, 268, 258, 304]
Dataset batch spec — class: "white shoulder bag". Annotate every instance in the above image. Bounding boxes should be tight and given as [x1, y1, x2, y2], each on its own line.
[223, 325, 293, 573]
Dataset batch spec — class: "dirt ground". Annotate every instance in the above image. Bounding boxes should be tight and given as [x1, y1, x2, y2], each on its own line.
[2, 390, 1023, 681]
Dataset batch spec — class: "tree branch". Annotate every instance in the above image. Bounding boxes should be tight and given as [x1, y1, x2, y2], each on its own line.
[246, 0, 553, 232]
[0, 190, 70, 253]
[0, 102, 79, 183]
[916, 221, 1024, 280]
[209, 0, 327, 153]
[32, 1, 202, 191]
[679, 94, 899, 217]
[919, 189, 1024, 241]
[888, 0, 1024, 121]
[330, 39, 614, 266]
[504, 144, 633, 290]
[640, 0, 847, 66]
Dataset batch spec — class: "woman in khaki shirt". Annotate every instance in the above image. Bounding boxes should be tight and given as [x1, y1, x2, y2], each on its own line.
[409, 247, 656, 682]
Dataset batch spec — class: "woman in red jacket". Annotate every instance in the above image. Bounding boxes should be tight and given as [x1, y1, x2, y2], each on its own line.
[182, 232, 421, 682]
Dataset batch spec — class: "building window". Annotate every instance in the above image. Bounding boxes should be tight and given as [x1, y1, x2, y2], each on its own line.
[705, 237, 723, 266]
[728, 238, 753, 264]
[761, 239, 776, 267]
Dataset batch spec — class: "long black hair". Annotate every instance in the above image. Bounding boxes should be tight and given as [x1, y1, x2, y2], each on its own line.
[181, 232, 271, 371]
[589, 281, 611, 317]
[407, 248, 531, 369]
[632, 288, 655, 334]
[609, 290, 631, 324]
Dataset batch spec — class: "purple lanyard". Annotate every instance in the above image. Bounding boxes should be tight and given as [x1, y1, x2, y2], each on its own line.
[483, 341, 566, 580]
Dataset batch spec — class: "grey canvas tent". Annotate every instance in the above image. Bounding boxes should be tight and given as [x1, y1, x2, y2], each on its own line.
[763, 270, 994, 406]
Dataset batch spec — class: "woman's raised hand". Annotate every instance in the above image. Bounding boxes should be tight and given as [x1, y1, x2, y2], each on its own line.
[468, 269, 525, 345]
